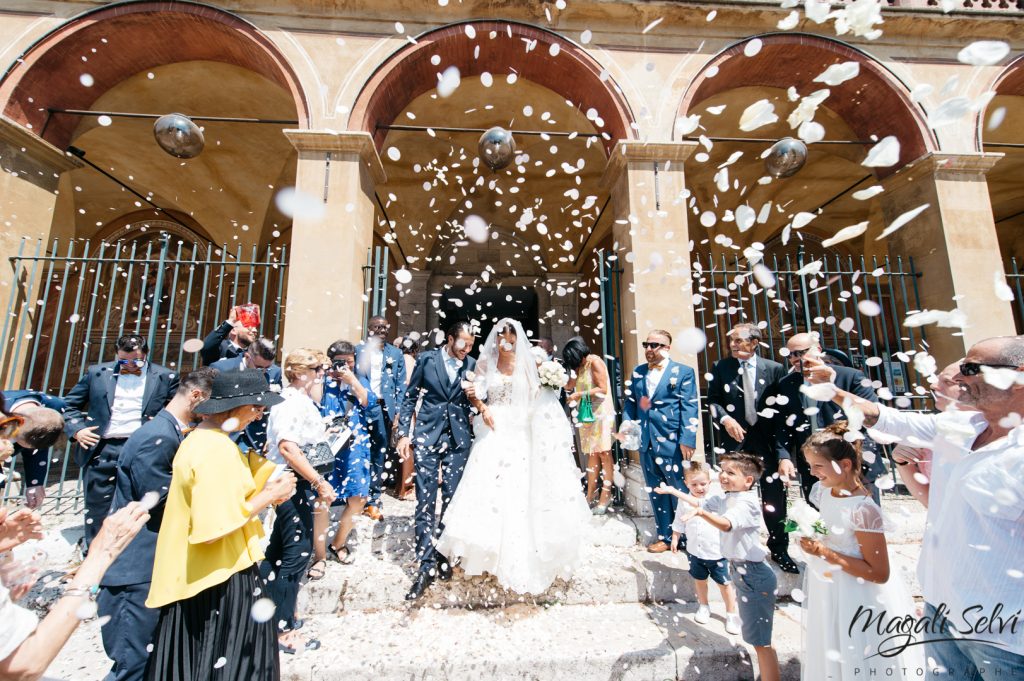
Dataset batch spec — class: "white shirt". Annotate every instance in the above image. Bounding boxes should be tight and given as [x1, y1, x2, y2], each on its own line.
[367, 342, 384, 396]
[874, 405, 1023, 656]
[673, 491, 726, 561]
[443, 347, 462, 384]
[646, 360, 667, 396]
[265, 387, 327, 467]
[0, 582, 38, 662]
[105, 371, 147, 438]
[719, 490, 769, 562]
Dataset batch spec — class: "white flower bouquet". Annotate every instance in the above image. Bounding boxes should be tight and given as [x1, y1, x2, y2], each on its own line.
[538, 360, 568, 390]
[785, 498, 833, 581]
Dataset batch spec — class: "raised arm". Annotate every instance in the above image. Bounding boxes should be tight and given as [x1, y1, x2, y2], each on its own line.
[200, 320, 234, 366]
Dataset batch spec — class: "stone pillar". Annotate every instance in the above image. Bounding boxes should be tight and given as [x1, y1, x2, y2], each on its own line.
[0, 116, 81, 387]
[600, 141, 703, 514]
[396, 270, 432, 338]
[880, 153, 1014, 366]
[282, 130, 385, 352]
[543, 272, 578, 354]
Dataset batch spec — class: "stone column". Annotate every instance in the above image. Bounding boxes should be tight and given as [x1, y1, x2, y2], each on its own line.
[600, 141, 703, 515]
[543, 272, 578, 353]
[282, 130, 385, 352]
[0, 116, 81, 387]
[880, 152, 1013, 366]
[396, 270, 432, 338]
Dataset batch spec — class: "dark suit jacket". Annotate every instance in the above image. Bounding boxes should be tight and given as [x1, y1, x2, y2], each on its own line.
[2, 390, 66, 488]
[102, 410, 184, 587]
[209, 356, 282, 452]
[772, 365, 887, 480]
[706, 356, 786, 456]
[397, 348, 475, 450]
[355, 340, 406, 420]
[200, 320, 244, 366]
[62, 361, 179, 466]
[622, 360, 700, 455]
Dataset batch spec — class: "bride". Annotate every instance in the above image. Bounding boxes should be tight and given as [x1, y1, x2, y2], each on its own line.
[435, 318, 592, 594]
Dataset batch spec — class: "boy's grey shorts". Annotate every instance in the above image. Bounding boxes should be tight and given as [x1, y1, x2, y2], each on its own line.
[729, 560, 778, 647]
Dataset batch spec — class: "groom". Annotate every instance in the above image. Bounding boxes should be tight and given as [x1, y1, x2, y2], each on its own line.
[396, 320, 477, 600]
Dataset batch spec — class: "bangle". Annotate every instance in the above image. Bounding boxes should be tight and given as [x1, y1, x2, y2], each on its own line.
[63, 584, 99, 600]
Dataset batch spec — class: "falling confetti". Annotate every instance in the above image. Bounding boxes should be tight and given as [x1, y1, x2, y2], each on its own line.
[861, 136, 900, 168]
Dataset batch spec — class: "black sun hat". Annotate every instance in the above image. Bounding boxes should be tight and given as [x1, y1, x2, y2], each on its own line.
[194, 369, 284, 415]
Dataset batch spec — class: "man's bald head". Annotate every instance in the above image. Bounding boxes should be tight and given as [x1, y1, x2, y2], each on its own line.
[785, 332, 821, 370]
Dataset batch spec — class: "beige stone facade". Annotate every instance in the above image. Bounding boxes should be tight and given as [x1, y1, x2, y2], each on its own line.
[0, 0, 1020, 392]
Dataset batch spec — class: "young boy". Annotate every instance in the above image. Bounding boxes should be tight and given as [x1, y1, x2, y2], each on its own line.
[659, 453, 780, 681]
[656, 461, 741, 634]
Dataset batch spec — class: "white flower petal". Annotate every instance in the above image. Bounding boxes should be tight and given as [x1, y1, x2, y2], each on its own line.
[957, 41, 1010, 67]
[862, 136, 900, 168]
[877, 203, 929, 240]
[739, 99, 778, 132]
[822, 221, 869, 248]
[814, 61, 860, 86]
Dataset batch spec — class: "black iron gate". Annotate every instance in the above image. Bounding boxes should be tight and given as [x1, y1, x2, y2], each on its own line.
[692, 248, 926, 461]
[0, 235, 289, 508]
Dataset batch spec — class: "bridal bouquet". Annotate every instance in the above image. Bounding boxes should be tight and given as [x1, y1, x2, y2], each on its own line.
[786, 499, 833, 581]
[538, 360, 568, 390]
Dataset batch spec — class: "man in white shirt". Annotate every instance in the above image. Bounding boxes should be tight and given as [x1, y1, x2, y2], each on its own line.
[805, 335, 1024, 675]
[63, 335, 178, 550]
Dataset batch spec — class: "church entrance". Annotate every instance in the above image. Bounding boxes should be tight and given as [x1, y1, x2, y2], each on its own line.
[440, 286, 539, 356]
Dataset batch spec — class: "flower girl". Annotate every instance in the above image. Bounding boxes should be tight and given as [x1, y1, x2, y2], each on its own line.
[797, 423, 924, 680]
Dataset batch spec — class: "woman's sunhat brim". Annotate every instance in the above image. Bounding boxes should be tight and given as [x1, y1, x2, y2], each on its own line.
[194, 390, 283, 414]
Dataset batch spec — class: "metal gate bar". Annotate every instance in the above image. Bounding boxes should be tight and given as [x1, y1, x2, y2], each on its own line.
[0, 237, 289, 510]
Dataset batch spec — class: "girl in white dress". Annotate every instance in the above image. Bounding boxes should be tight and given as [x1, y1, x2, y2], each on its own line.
[436, 319, 591, 595]
[797, 422, 924, 680]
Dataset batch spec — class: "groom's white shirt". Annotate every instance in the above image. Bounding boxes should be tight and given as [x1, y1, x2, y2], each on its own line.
[442, 346, 461, 384]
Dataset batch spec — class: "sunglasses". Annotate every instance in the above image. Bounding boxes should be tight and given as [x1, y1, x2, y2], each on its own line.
[959, 361, 1021, 377]
[642, 342, 667, 350]
[789, 348, 813, 359]
[117, 358, 146, 367]
[0, 414, 25, 440]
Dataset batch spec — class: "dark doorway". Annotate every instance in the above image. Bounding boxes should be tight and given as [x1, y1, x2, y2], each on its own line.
[440, 286, 539, 356]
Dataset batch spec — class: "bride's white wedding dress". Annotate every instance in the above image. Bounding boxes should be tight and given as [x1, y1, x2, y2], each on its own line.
[435, 320, 591, 595]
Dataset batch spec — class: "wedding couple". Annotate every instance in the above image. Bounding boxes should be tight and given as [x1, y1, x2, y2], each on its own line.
[395, 318, 590, 600]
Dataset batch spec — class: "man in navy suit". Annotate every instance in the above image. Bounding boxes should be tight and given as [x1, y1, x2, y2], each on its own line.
[396, 320, 476, 600]
[772, 332, 888, 503]
[199, 306, 257, 365]
[210, 337, 282, 453]
[97, 367, 216, 681]
[622, 329, 700, 553]
[706, 323, 796, 572]
[63, 334, 178, 549]
[0, 390, 65, 508]
[355, 315, 407, 521]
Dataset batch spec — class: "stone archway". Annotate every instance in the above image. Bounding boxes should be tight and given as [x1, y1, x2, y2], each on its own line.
[0, 1, 309, 149]
[350, 20, 636, 156]
[677, 33, 935, 176]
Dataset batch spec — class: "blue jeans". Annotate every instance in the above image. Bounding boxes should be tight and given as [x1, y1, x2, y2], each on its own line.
[923, 603, 1024, 678]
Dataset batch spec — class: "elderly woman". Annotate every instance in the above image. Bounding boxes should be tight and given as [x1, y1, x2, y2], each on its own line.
[563, 336, 617, 515]
[262, 349, 335, 655]
[145, 370, 295, 681]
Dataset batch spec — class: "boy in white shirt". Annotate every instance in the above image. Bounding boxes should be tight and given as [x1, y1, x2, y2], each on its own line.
[661, 452, 780, 681]
[657, 461, 741, 634]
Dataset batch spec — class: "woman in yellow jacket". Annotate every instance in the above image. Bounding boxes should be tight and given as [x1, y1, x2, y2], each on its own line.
[145, 370, 295, 681]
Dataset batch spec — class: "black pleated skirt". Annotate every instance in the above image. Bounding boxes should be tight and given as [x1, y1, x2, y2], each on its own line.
[145, 565, 279, 681]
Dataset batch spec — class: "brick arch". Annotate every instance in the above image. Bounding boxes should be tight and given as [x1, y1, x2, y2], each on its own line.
[350, 20, 636, 156]
[677, 33, 935, 177]
[977, 53, 1024, 149]
[0, 1, 310, 149]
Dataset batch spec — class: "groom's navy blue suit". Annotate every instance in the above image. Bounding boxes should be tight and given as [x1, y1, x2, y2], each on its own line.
[397, 347, 476, 573]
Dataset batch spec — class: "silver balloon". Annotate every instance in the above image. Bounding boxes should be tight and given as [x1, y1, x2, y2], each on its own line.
[764, 137, 808, 178]
[478, 127, 516, 171]
[153, 113, 204, 159]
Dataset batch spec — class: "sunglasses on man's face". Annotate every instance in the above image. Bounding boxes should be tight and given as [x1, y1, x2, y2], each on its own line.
[117, 358, 146, 368]
[0, 414, 25, 440]
[788, 348, 813, 359]
[642, 342, 667, 350]
[958, 361, 1021, 377]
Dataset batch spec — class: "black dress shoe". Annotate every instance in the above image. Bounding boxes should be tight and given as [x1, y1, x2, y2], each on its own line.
[438, 559, 453, 582]
[771, 553, 800, 574]
[405, 571, 435, 601]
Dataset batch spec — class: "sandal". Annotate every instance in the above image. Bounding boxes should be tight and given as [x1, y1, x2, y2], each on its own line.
[279, 637, 321, 655]
[327, 544, 355, 565]
[306, 559, 327, 581]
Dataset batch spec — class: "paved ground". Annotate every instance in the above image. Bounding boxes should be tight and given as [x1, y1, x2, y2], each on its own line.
[33, 491, 926, 680]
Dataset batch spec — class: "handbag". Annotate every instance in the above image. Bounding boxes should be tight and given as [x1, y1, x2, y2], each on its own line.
[301, 404, 357, 474]
[577, 392, 596, 423]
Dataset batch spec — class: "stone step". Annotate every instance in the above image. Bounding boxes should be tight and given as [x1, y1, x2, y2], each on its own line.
[297, 505, 813, 614]
[280, 601, 806, 681]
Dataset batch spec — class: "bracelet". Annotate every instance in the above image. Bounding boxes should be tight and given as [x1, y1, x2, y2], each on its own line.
[63, 584, 99, 600]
